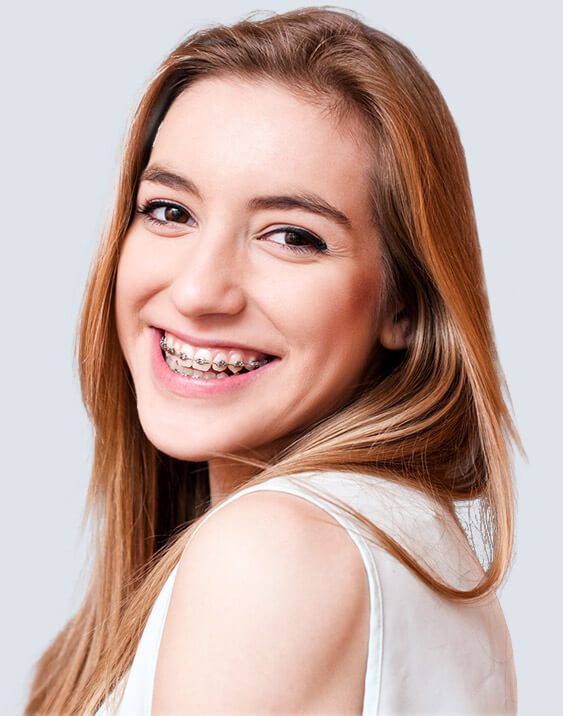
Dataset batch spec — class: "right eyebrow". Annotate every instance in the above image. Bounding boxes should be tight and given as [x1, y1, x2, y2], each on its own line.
[140, 165, 203, 200]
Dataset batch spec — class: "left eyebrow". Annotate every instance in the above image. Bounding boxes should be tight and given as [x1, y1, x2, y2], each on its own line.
[140, 164, 352, 229]
[247, 193, 352, 229]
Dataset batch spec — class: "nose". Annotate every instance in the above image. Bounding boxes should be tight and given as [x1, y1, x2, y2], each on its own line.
[169, 231, 247, 319]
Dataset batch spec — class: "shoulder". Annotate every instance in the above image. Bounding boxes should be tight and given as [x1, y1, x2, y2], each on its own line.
[152, 487, 369, 713]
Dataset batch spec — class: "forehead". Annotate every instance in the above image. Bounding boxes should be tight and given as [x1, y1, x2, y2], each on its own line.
[150, 77, 373, 210]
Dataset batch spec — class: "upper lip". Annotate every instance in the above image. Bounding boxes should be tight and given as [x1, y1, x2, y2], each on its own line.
[156, 326, 279, 357]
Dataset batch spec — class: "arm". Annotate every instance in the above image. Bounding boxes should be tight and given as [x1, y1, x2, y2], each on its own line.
[152, 490, 370, 715]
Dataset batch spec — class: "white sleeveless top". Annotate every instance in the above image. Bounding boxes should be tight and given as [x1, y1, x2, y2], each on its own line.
[96, 470, 517, 714]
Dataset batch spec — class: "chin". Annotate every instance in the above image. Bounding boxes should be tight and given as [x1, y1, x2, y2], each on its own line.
[136, 409, 260, 462]
[144, 431, 202, 461]
[138, 421, 210, 461]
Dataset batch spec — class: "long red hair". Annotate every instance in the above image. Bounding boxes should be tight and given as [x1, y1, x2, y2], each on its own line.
[25, 7, 523, 713]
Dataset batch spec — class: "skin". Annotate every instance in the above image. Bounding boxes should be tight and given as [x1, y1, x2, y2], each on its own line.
[115, 76, 408, 507]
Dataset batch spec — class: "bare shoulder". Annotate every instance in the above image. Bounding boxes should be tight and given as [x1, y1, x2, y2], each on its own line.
[152, 489, 370, 715]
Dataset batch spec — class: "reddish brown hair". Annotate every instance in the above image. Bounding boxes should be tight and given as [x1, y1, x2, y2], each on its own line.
[25, 7, 522, 713]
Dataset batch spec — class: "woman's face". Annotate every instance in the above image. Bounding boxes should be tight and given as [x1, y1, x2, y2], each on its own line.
[115, 77, 393, 463]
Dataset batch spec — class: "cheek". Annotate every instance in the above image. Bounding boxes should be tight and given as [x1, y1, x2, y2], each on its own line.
[115, 231, 169, 321]
[114, 233, 160, 354]
[117, 234, 151, 301]
[274, 263, 381, 354]
[353, 272, 381, 335]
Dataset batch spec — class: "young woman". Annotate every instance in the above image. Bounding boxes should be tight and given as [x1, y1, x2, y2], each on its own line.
[25, 7, 520, 714]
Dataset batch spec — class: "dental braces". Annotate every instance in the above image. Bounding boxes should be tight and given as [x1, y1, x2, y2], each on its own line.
[160, 335, 270, 372]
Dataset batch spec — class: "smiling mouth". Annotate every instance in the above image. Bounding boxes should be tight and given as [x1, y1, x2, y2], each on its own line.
[160, 334, 276, 380]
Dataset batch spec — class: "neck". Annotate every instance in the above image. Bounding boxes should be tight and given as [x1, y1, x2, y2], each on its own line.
[206, 435, 293, 507]
[207, 457, 260, 507]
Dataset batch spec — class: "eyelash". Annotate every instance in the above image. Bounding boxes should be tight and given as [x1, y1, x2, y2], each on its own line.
[135, 199, 329, 255]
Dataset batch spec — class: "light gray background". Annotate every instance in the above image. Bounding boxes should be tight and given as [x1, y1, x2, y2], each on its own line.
[1, 1, 560, 713]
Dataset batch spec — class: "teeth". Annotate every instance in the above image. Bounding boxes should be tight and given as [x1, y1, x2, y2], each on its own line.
[165, 353, 274, 380]
[161, 332, 271, 373]
[168, 356, 181, 371]
[211, 351, 228, 372]
[245, 355, 259, 371]
[193, 348, 212, 372]
[165, 355, 225, 379]
[177, 343, 194, 368]
[228, 352, 244, 374]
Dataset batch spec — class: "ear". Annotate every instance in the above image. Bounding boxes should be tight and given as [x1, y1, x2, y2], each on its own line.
[379, 307, 411, 351]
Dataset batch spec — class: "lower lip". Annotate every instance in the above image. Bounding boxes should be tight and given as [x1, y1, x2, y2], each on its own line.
[150, 327, 280, 398]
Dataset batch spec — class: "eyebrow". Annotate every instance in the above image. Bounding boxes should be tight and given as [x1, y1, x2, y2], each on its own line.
[140, 164, 352, 229]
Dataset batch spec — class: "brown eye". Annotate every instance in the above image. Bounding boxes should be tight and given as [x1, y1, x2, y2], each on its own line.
[136, 200, 195, 227]
[261, 226, 328, 255]
[158, 205, 189, 223]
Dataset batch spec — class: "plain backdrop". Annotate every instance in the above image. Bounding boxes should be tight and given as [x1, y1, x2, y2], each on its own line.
[1, 1, 560, 713]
